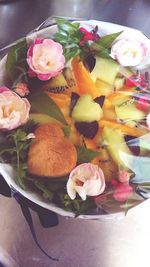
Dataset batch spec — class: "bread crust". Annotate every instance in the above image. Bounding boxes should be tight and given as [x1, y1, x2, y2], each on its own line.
[27, 123, 77, 177]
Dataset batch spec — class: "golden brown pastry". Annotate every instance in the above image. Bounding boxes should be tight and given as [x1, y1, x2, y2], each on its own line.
[27, 123, 77, 177]
[34, 123, 64, 141]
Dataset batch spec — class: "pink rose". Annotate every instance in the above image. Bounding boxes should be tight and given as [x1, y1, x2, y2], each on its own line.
[113, 183, 133, 202]
[67, 163, 105, 200]
[14, 83, 29, 97]
[0, 87, 30, 130]
[27, 38, 65, 81]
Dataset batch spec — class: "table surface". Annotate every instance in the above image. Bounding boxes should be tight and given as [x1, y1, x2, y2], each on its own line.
[0, 0, 150, 49]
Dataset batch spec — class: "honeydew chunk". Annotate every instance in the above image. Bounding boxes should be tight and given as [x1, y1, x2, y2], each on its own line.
[91, 56, 120, 85]
[110, 95, 131, 106]
[115, 104, 146, 123]
[114, 77, 125, 90]
[102, 126, 133, 169]
[95, 79, 114, 96]
[72, 94, 103, 122]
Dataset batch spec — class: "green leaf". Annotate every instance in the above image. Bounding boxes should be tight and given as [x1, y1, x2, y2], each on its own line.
[76, 145, 99, 164]
[64, 47, 80, 61]
[6, 38, 28, 83]
[26, 176, 54, 200]
[54, 17, 82, 61]
[63, 125, 71, 137]
[96, 31, 123, 49]
[28, 92, 68, 125]
[55, 17, 80, 32]
[98, 49, 112, 59]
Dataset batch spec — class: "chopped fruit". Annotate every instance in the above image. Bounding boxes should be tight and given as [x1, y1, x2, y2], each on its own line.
[84, 138, 118, 181]
[70, 92, 80, 115]
[29, 113, 62, 126]
[115, 103, 146, 123]
[99, 120, 148, 137]
[91, 56, 120, 85]
[114, 77, 125, 90]
[102, 127, 132, 169]
[98, 147, 118, 182]
[46, 92, 70, 122]
[103, 107, 117, 121]
[68, 123, 81, 145]
[41, 73, 69, 94]
[95, 79, 114, 96]
[72, 94, 103, 122]
[47, 92, 70, 107]
[119, 66, 133, 79]
[107, 92, 131, 106]
[75, 121, 99, 139]
[71, 57, 100, 98]
[63, 67, 78, 93]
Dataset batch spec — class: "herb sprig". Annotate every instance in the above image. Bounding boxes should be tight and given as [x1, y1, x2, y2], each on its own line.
[54, 17, 83, 61]
[54, 17, 122, 62]
[0, 121, 36, 189]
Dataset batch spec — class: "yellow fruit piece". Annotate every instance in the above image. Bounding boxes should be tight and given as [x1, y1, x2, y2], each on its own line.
[84, 137, 118, 182]
[98, 147, 118, 182]
[100, 120, 148, 137]
[103, 103, 117, 121]
[72, 94, 103, 122]
[91, 56, 120, 85]
[102, 127, 132, 169]
[95, 79, 114, 96]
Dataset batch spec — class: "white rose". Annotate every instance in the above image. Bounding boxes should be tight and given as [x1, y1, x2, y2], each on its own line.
[67, 163, 105, 201]
[110, 29, 150, 69]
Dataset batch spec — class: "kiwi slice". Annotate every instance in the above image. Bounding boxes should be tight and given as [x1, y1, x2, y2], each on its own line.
[42, 73, 69, 93]
[63, 67, 76, 88]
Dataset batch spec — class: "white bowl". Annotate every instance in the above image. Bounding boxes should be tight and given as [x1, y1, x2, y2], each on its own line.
[0, 20, 147, 219]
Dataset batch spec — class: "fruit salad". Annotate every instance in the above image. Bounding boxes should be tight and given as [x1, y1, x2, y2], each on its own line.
[1, 18, 150, 216]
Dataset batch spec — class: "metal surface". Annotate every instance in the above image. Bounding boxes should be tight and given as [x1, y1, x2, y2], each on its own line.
[0, 0, 150, 48]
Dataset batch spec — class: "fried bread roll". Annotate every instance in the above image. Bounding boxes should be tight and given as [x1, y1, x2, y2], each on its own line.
[34, 123, 64, 140]
[27, 123, 77, 177]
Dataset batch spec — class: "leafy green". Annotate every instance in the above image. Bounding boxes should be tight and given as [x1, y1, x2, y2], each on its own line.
[0, 121, 36, 189]
[26, 176, 54, 200]
[54, 17, 122, 62]
[62, 125, 71, 137]
[6, 39, 28, 84]
[96, 31, 122, 49]
[76, 145, 99, 164]
[85, 31, 122, 60]
[56, 193, 96, 215]
[28, 91, 68, 125]
[54, 17, 83, 61]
